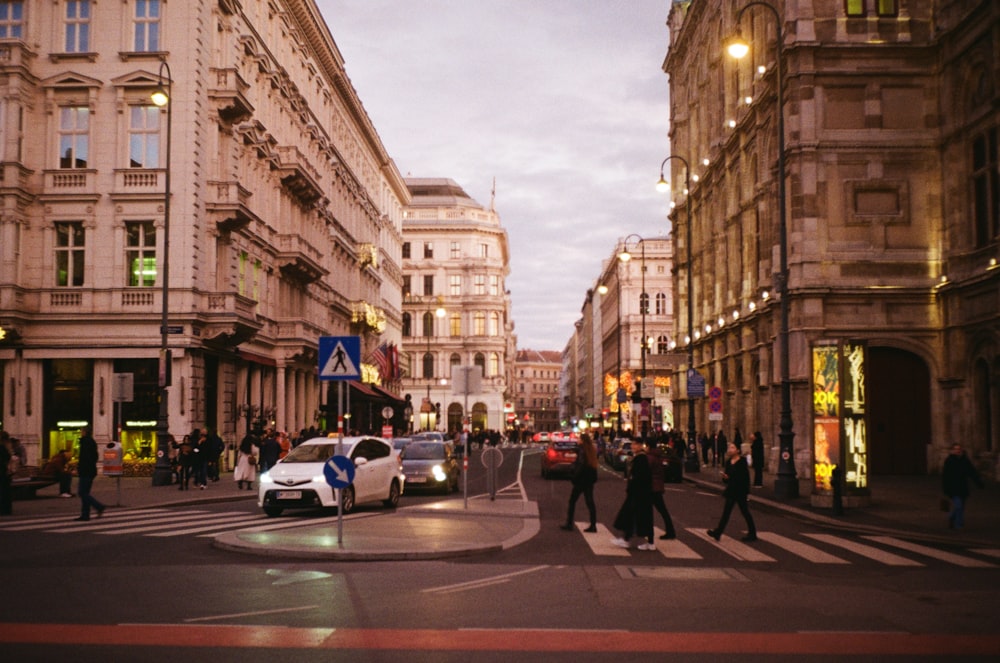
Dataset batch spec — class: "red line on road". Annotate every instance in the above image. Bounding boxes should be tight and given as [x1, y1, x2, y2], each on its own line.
[1, 623, 998, 655]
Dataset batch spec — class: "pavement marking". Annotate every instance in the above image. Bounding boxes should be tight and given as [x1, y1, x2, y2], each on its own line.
[803, 533, 923, 566]
[577, 523, 631, 557]
[422, 565, 550, 595]
[0, 508, 173, 531]
[181, 605, 322, 622]
[96, 512, 255, 535]
[688, 528, 776, 562]
[652, 527, 702, 559]
[43, 511, 216, 533]
[149, 515, 266, 536]
[973, 548, 1000, 559]
[863, 535, 997, 568]
[757, 532, 850, 564]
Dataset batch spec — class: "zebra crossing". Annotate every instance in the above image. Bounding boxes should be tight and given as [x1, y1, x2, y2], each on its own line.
[0, 508, 349, 539]
[572, 522, 999, 569]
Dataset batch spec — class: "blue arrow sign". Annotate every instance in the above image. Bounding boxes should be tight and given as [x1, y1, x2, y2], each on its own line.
[323, 454, 355, 488]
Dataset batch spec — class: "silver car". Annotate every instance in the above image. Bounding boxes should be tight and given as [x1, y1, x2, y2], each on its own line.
[258, 436, 404, 517]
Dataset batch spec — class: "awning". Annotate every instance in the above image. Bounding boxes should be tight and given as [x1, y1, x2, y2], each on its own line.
[349, 381, 380, 398]
[370, 384, 405, 402]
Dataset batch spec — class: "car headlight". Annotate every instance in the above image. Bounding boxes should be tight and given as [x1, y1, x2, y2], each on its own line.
[260, 472, 273, 484]
[431, 464, 447, 482]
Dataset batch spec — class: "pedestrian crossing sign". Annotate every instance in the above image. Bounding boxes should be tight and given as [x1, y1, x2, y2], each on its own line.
[318, 336, 361, 381]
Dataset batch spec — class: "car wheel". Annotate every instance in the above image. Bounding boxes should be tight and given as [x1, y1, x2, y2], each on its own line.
[339, 486, 355, 514]
[383, 480, 401, 508]
[263, 506, 283, 518]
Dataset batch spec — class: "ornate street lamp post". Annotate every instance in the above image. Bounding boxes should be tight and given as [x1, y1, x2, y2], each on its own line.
[151, 59, 173, 486]
[619, 234, 647, 440]
[657, 155, 699, 473]
[728, 1, 798, 498]
[407, 294, 445, 431]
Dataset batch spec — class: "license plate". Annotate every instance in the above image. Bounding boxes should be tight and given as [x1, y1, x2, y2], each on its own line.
[276, 490, 302, 500]
[407, 476, 427, 483]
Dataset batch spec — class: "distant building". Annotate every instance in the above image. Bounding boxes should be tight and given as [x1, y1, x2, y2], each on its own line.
[515, 349, 564, 434]
[400, 178, 513, 434]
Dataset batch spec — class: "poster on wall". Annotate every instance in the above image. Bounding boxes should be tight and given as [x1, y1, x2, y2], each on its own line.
[842, 342, 869, 492]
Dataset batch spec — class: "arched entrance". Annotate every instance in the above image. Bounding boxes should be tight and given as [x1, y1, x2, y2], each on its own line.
[867, 347, 931, 475]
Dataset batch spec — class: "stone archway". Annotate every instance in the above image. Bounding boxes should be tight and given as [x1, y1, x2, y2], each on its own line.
[868, 347, 931, 475]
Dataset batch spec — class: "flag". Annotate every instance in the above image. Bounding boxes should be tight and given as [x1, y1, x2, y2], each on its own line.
[371, 343, 388, 380]
[388, 343, 399, 381]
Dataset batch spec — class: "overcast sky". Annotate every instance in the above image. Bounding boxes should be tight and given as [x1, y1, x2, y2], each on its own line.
[317, 1, 674, 351]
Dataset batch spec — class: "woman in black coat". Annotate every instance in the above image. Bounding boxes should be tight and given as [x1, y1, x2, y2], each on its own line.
[611, 439, 655, 550]
[560, 432, 598, 532]
[708, 442, 757, 542]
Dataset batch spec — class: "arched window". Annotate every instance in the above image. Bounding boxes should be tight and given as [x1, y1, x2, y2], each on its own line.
[450, 353, 461, 368]
[402, 312, 412, 337]
[489, 312, 500, 336]
[639, 292, 649, 315]
[474, 353, 486, 372]
[489, 352, 500, 377]
[422, 311, 434, 337]
[422, 352, 433, 379]
[657, 335, 669, 354]
[655, 292, 667, 315]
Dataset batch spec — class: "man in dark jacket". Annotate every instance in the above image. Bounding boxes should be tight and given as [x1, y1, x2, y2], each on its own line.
[76, 427, 106, 521]
[611, 439, 654, 550]
[942, 443, 983, 530]
[708, 441, 757, 542]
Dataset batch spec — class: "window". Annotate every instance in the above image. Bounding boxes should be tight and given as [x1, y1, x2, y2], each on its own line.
[126, 221, 156, 286]
[65, 1, 91, 52]
[973, 128, 1000, 247]
[490, 275, 500, 296]
[449, 274, 462, 296]
[655, 292, 667, 316]
[450, 353, 461, 368]
[422, 311, 434, 337]
[639, 292, 649, 316]
[479, 243, 488, 258]
[423, 241, 433, 259]
[402, 312, 412, 337]
[473, 311, 486, 336]
[422, 352, 433, 379]
[55, 222, 85, 286]
[449, 313, 461, 337]
[657, 335, 670, 354]
[845, 0, 896, 17]
[401, 242, 410, 259]
[59, 107, 89, 169]
[134, 0, 161, 52]
[474, 274, 486, 295]
[422, 274, 433, 296]
[450, 241, 460, 258]
[402, 274, 411, 297]
[0, 1, 23, 39]
[489, 312, 499, 336]
[128, 105, 159, 168]
[474, 353, 485, 372]
[489, 353, 500, 377]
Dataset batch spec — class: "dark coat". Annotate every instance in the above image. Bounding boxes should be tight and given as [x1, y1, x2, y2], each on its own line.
[78, 434, 99, 478]
[942, 452, 983, 499]
[613, 452, 653, 537]
[750, 434, 765, 466]
[570, 449, 598, 487]
[722, 455, 751, 500]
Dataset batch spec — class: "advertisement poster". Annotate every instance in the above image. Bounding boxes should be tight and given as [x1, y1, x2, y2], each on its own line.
[812, 345, 840, 493]
[842, 342, 869, 491]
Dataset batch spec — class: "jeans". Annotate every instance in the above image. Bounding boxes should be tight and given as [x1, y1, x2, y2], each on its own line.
[565, 483, 596, 528]
[948, 495, 965, 529]
[714, 495, 756, 537]
[77, 475, 105, 519]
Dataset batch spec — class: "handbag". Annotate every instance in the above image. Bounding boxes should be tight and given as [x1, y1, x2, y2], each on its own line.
[247, 454, 257, 466]
[939, 496, 951, 512]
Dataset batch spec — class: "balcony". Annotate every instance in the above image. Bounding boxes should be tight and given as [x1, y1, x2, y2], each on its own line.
[41, 170, 99, 202]
[0, 41, 36, 74]
[206, 180, 257, 232]
[112, 168, 163, 197]
[198, 292, 262, 346]
[276, 146, 323, 207]
[276, 233, 326, 284]
[208, 67, 254, 124]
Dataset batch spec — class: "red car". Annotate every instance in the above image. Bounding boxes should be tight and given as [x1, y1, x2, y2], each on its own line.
[541, 439, 578, 479]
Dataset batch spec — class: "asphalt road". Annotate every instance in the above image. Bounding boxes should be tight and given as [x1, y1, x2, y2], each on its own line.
[2, 446, 998, 661]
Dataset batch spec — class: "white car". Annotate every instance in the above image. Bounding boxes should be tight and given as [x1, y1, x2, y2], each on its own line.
[258, 436, 404, 517]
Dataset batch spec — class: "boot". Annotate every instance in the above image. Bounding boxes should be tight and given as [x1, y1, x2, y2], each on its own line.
[237, 481, 243, 489]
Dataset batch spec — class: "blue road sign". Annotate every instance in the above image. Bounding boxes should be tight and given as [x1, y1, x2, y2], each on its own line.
[323, 454, 355, 488]
[318, 336, 361, 381]
[687, 369, 706, 398]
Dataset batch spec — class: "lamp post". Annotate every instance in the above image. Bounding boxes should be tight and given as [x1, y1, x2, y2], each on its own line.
[151, 59, 173, 486]
[619, 234, 647, 440]
[408, 294, 445, 431]
[728, 1, 797, 498]
[657, 155, 699, 473]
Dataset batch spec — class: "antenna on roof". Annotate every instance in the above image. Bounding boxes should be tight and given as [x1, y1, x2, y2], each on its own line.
[490, 176, 496, 212]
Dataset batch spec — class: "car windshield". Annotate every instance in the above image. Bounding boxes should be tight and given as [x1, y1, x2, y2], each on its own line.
[403, 442, 446, 460]
[281, 443, 339, 463]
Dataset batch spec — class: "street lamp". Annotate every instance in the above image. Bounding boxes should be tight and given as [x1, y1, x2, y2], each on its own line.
[407, 294, 445, 431]
[151, 59, 173, 487]
[728, 1, 797, 498]
[619, 234, 648, 440]
[657, 155, 699, 473]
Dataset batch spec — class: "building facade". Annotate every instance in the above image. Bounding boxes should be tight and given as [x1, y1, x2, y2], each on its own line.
[400, 178, 513, 435]
[0, 1, 407, 464]
[514, 349, 562, 434]
[663, 0, 1000, 490]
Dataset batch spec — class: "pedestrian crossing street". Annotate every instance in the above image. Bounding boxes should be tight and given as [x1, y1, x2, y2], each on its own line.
[571, 522, 1000, 569]
[0, 508, 354, 539]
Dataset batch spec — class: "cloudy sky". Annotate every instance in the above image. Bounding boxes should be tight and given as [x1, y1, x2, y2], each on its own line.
[317, 1, 674, 351]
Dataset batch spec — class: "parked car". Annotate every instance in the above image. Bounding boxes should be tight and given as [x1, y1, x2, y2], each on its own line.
[258, 436, 404, 517]
[541, 438, 579, 479]
[399, 439, 460, 494]
[607, 437, 633, 472]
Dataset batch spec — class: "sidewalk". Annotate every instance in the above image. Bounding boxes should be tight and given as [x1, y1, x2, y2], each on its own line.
[6, 467, 998, 559]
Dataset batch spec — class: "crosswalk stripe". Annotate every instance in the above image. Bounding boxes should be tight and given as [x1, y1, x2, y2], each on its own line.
[98, 513, 251, 535]
[757, 532, 849, 564]
[803, 533, 923, 566]
[973, 548, 1000, 559]
[687, 528, 776, 562]
[576, 523, 631, 556]
[652, 528, 702, 559]
[0, 508, 173, 531]
[44, 511, 214, 533]
[862, 536, 996, 568]
[149, 516, 266, 537]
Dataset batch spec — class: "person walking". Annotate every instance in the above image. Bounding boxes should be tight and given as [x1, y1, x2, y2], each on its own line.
[611, 439, 655, 550]
[0, 431, 14, 516]
[75, 427, 106, 521]
[173, 435, 194, 490]
[750, 431, 765, 487]
[708, 441, 757, 542]
[560, 432, 598, 533]
[942, 443, 984, 530]
[234, 432, 259, 490]
[206, 429, 225, 482]
[259, 431, 281, 474]
[191, 431, 210, 489]
[714, 429, 728, 468]
[646, 442, 677, 541]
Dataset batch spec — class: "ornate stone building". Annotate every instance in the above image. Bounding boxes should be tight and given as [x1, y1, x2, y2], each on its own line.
[0, 1, 406, 462]
[663, 0, 999, 489]
[400, 178, 513, 434]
